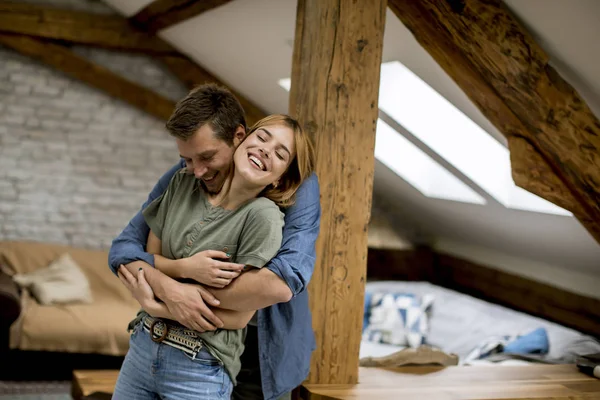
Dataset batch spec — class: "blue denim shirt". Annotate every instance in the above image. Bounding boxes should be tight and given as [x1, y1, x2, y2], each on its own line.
[108, 160, 320, 400]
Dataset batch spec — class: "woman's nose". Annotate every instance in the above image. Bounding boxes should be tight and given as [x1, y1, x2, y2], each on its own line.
[259, 148, 269, 158]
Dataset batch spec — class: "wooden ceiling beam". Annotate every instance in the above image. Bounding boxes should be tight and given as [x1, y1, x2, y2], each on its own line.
[0, 34, 175, 121]
[0, 1, 266, 125]
[509, 136, 600, 243]
[130, 0, 233, 33]
[389, 0, 600, 244]
[0, 1, 176, 54]
[160, 55, 266, 126]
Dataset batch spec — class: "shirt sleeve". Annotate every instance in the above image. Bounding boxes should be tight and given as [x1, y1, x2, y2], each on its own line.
[236, 203, 285, 268]
[107, 160, 185, 275]
[265, 173, 321, 297]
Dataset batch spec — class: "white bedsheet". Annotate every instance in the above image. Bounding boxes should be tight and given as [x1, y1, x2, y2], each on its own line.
[362, 281, 600, 363]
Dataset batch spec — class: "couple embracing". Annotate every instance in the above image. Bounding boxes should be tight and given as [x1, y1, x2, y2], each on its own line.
[109, 83, 320, 400]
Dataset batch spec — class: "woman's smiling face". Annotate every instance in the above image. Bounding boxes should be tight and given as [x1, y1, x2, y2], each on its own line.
[233, 124, 296, 189]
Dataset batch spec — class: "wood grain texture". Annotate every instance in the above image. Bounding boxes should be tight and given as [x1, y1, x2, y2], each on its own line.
[131, 0, 233, 32]
[509, 136, 600, 243]
[160, 55, 266, 126]
[71, 370, 119, 399]
[301, 364, 600, 399]
[367, 247, 435, 281]
[290, 0, 387, 384]
[0, 1, 174, 54]
[0, 34, 175, 121]
[0, 2, 265, 123]
[388, 0, 600, 245]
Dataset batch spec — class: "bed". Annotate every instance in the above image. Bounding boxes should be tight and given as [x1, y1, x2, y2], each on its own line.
[360, 281, 600, 365]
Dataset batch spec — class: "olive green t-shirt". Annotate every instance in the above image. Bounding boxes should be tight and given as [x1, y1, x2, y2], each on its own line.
[141, 168, 284, 383]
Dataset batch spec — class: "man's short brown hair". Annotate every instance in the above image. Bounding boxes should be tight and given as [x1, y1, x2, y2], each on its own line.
[166, 83, 247, 145]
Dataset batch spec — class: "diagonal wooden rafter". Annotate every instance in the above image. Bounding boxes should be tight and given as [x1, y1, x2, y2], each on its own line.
[130, 0, 233, 33]
[389, 0, 600, 244]
[0, 34, 175, 121]
[0, 1, 266, 125]
[161, 55, 265, 125]
[0, 2, 175, 54]
[509, 136, 600, 243]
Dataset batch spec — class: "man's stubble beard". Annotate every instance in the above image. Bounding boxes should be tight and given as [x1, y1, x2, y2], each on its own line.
[199, 175, 226, 195]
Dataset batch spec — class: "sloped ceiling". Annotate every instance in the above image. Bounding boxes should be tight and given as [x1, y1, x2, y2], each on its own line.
[102, 0, 600, 275]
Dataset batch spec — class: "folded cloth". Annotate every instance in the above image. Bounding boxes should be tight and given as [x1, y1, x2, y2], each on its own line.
[504, 327, 550, 354]
[360, 345, 459, 367]
[464, 327, 549, 364]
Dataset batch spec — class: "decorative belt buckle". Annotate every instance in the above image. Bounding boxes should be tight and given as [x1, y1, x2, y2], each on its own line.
[150, 319, 169, 343]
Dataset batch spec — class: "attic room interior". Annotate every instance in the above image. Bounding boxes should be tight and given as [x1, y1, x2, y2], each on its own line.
[1, 0, 600, 399]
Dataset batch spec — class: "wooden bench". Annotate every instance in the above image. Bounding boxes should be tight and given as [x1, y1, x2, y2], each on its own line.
[72, 370, 119, 400]
[72, 365, 600, 399]
[301, 364, 600, 399]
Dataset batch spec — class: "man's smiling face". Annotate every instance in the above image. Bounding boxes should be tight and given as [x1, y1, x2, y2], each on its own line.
[176, 124, 241, 194]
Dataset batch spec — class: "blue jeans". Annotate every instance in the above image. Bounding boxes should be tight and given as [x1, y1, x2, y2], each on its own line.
[112, 323, 233, 400]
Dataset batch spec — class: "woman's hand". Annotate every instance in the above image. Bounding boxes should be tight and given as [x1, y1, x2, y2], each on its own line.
[118, 266, 170, 318]
[180, 250, 245, 288]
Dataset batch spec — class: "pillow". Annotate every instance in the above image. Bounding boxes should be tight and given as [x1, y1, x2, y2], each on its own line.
[363, 291, 434, 348]
[12, 253, 93, 306]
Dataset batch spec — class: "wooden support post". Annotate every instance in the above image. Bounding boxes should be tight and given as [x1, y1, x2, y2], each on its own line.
[289, 0, 386, 384]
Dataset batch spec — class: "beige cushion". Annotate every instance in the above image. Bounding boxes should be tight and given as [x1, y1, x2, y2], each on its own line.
[13, 253, 93, 306]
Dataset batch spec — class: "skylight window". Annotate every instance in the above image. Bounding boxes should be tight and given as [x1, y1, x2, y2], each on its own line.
[279, 78, 484, 204]
[375, 119, 486, 204]
[278, 62, 572, 217]
[378, 61, 570, 216]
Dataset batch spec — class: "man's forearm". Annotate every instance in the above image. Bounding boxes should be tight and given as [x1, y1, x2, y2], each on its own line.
[146, 301, 252, 330]
[122, 261, 175, 301]
[207, 268, 292, 312]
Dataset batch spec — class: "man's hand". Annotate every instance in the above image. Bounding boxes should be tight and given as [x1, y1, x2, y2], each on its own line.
[118, 266, 169, 318]
[181, 250, 245, 288]
[159, 278, 226, 332]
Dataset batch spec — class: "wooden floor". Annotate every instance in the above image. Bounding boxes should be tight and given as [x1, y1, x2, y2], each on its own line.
[301, 364, 600, 399]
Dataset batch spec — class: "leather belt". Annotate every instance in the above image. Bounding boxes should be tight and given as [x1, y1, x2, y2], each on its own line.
[142, 315, 203, 355]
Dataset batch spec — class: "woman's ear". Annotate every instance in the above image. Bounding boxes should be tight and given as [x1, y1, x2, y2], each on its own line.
[273, 181, 279, 189]
[232, 125, 247, 147]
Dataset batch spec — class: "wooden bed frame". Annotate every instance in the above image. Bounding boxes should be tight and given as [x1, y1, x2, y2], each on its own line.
[367, 247, 600, 338]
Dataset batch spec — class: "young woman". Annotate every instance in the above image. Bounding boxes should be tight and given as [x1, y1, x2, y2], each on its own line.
[112, 114, 315, 400]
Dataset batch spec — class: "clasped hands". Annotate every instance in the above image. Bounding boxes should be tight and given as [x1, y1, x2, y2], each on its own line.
[117, 250, 244, 332]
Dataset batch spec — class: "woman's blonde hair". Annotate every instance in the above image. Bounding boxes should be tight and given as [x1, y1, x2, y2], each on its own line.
[247, 114, 315, 207]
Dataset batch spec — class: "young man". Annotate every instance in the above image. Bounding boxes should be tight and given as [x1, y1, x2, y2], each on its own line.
[109, 84, 321, 400]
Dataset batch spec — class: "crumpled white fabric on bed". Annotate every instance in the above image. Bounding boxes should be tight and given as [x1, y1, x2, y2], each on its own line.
[362, 281, 600, 363]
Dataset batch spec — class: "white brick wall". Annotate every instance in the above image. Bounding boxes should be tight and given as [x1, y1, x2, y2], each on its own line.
[0, 1, 189, 250]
